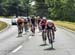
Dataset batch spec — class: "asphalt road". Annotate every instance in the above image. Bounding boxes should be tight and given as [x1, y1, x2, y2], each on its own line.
[0, 18, 32, 55]
[0, 18, 75, 55]
[7, 27, 75, 55]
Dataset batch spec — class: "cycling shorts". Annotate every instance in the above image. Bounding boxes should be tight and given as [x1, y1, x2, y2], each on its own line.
[17, 22, 23, 26]
[24, 22, 28, 24]
[41, 25, 45, 30]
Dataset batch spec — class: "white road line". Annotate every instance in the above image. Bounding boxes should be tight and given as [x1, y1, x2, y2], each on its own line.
[12, 33, 32, 53]
[12, 45, 23, 53]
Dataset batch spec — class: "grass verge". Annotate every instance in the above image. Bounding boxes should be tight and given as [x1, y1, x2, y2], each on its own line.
[0, 21, 7, 31]
[0, 16, 12, 19]
[54, 21, 75, 31]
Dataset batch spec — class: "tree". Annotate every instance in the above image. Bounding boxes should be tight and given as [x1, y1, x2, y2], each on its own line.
[45, 0, 75, 22]
[35, 0, 48, 17]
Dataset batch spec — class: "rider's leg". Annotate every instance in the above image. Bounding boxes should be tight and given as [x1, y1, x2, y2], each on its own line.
[52, 30, 55, 40]
[47, 30, 50, 43]
[25, 24, 29, 32]
[18, 26, 21, 34]
[42, 31, 44, 41]
[42, 28, 47, 44]
[21, 27, 23, 33]
[32, 24, 35, 34]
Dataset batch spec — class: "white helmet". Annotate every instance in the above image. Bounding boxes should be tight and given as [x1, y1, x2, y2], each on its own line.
[18, 16, 21, 18]
[42, 17, 46, 20]
[47, 20, 53, 23]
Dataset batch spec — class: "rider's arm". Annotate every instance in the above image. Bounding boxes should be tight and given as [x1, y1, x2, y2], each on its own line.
[52, 23, 56, 31]
[39, 20, 42, 26]
[45, 20, 48, 29]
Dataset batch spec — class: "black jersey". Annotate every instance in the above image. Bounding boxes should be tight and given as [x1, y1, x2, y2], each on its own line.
[31, 19, 35, 24]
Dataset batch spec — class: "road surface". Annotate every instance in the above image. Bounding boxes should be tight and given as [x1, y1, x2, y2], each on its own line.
[0, 18, 75, 55]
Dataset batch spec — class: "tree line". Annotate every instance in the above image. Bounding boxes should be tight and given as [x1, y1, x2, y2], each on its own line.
[45, 0, 75, 22]
[0, 0, 30, 17]
[0, 0, 75, 22]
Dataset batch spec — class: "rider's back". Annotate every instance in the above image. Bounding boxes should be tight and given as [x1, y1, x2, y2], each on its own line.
[17, 17, 23, 23]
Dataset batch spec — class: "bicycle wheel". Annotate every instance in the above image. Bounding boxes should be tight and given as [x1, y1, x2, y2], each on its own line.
[47, 30, 53, 48]
[50, 31, 53, 48]
[42, 30, 47, 44]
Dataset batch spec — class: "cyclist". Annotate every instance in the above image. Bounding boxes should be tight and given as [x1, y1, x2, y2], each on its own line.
[27, 16, 31, 24]
[46, 20, 56, 41]
[30, 16, 36, 36]
[39, 17, 47, 44]
[37, 16, 42, 25]
[17, 17, 24, 37]
[23, 17, 29, 33]
[46, 20, 56, 48]
[36, 16, 42, 31]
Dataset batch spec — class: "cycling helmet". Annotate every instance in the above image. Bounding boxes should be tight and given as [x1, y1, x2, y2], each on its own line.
[47, 20, 53, 23]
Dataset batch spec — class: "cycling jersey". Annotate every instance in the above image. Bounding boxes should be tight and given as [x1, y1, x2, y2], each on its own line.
[17, 18, 24, 23]
[39, 20, 47, 30]
[31, 18, 36, 25]
[46, 21, 56, 31]
[17, 18, 24, 26]
[24, 18, 28, 24]
[38, 19, 41, 25]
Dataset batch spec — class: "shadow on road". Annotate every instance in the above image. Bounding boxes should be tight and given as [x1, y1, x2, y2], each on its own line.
[40, 44, 48, 46]
[44, 47, 56, 51]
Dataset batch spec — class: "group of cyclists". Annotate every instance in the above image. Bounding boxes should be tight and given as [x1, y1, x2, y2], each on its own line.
[16, 15, 56, 48]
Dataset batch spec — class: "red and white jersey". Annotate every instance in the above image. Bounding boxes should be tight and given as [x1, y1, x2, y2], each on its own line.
[17, 17, 24, 23]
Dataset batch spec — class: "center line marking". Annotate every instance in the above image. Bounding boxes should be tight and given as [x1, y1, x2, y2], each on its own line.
[12, 45, 23, 53]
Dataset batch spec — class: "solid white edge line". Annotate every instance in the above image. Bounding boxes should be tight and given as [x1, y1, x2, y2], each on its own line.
[12, 45, 23, 53]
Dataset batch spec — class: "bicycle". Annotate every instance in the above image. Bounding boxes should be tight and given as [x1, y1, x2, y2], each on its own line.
[47, 29, 54, 48]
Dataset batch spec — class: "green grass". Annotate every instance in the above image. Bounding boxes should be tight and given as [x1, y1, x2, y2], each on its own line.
[54, 21, 75, 31]
[0, 21, 7, 31]
[0, 16, 13, 19]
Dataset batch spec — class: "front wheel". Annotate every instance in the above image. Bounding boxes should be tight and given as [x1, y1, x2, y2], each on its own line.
[42, 30, 47, 44]
[47, 30, 54, 48]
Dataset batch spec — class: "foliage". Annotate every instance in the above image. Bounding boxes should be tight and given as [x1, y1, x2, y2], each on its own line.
[0, 0, 75, 22]
[45, 0, 75, 22]
[0, 0, 30, 17]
